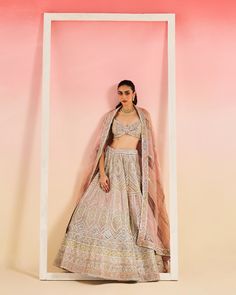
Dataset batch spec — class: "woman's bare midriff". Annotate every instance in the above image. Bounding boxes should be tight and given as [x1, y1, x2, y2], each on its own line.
[109, 135, 140, 149]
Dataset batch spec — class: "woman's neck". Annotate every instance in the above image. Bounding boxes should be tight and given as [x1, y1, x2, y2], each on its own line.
[121, 104, 134, 113]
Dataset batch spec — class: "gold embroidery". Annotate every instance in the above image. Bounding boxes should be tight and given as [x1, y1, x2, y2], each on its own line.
[54, 145, 165, 281]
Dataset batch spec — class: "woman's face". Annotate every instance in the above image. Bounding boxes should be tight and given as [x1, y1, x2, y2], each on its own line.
[117, 85, 135, 107]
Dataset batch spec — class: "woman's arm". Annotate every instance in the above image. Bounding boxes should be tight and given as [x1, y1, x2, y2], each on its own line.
[98, 148, 110, 192]
[98, 125, 113, 177]
[98, 149, 106, 176]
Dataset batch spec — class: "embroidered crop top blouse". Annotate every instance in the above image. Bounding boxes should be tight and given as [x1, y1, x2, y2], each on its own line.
[112, 118, 141, 140]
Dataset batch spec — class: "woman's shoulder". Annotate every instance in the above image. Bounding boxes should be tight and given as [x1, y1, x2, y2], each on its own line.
[100, 108, 115, 124]
[104, 107, 119, 117]
[103, 108, 114, 118]
[138, 106, 149, 113]
[138, 106, 151, 117]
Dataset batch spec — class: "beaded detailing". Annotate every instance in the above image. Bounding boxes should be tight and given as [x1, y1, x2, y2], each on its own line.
[112, 118, 141, 139]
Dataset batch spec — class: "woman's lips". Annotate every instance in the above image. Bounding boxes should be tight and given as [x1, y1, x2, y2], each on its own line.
[122, 100, 127, 102]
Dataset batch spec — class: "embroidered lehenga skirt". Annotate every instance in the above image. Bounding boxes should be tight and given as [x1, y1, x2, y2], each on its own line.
[53, 145, 164, 282]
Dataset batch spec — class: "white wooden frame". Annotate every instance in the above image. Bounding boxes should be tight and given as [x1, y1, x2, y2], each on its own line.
[40, 12, 177, 281]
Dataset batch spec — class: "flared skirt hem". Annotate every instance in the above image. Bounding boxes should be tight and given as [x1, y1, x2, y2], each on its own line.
[53, 145, 164, 282]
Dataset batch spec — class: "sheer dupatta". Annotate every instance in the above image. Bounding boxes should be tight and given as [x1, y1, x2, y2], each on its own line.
[65, 105, 170, 264]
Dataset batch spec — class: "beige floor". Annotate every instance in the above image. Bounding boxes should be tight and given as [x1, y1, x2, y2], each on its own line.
[1, 262, 236, 295]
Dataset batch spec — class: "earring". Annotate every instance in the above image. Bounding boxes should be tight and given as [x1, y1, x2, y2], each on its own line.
[132, 96, 135, 101]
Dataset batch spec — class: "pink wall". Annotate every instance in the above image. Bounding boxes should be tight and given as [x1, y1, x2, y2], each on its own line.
[1, 0, 236, 292]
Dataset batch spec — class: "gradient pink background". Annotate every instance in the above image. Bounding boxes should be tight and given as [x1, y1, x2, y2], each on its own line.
[1, 0, 236, 293]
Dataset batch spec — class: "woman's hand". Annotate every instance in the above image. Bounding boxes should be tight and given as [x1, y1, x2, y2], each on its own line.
[162, 256, 170, 273]
[99, 173, 110, 192]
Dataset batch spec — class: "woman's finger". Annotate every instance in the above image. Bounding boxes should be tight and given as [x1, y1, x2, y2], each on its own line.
[101, 183, 107, 192]
[104, 183, 109, 192]
[106, 178, 110, 189]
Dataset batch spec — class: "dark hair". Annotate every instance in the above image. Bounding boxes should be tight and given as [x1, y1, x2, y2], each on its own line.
[115, 80, 138, 109]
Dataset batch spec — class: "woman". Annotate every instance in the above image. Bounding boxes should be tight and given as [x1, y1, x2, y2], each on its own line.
[53, 80, 170, 282]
